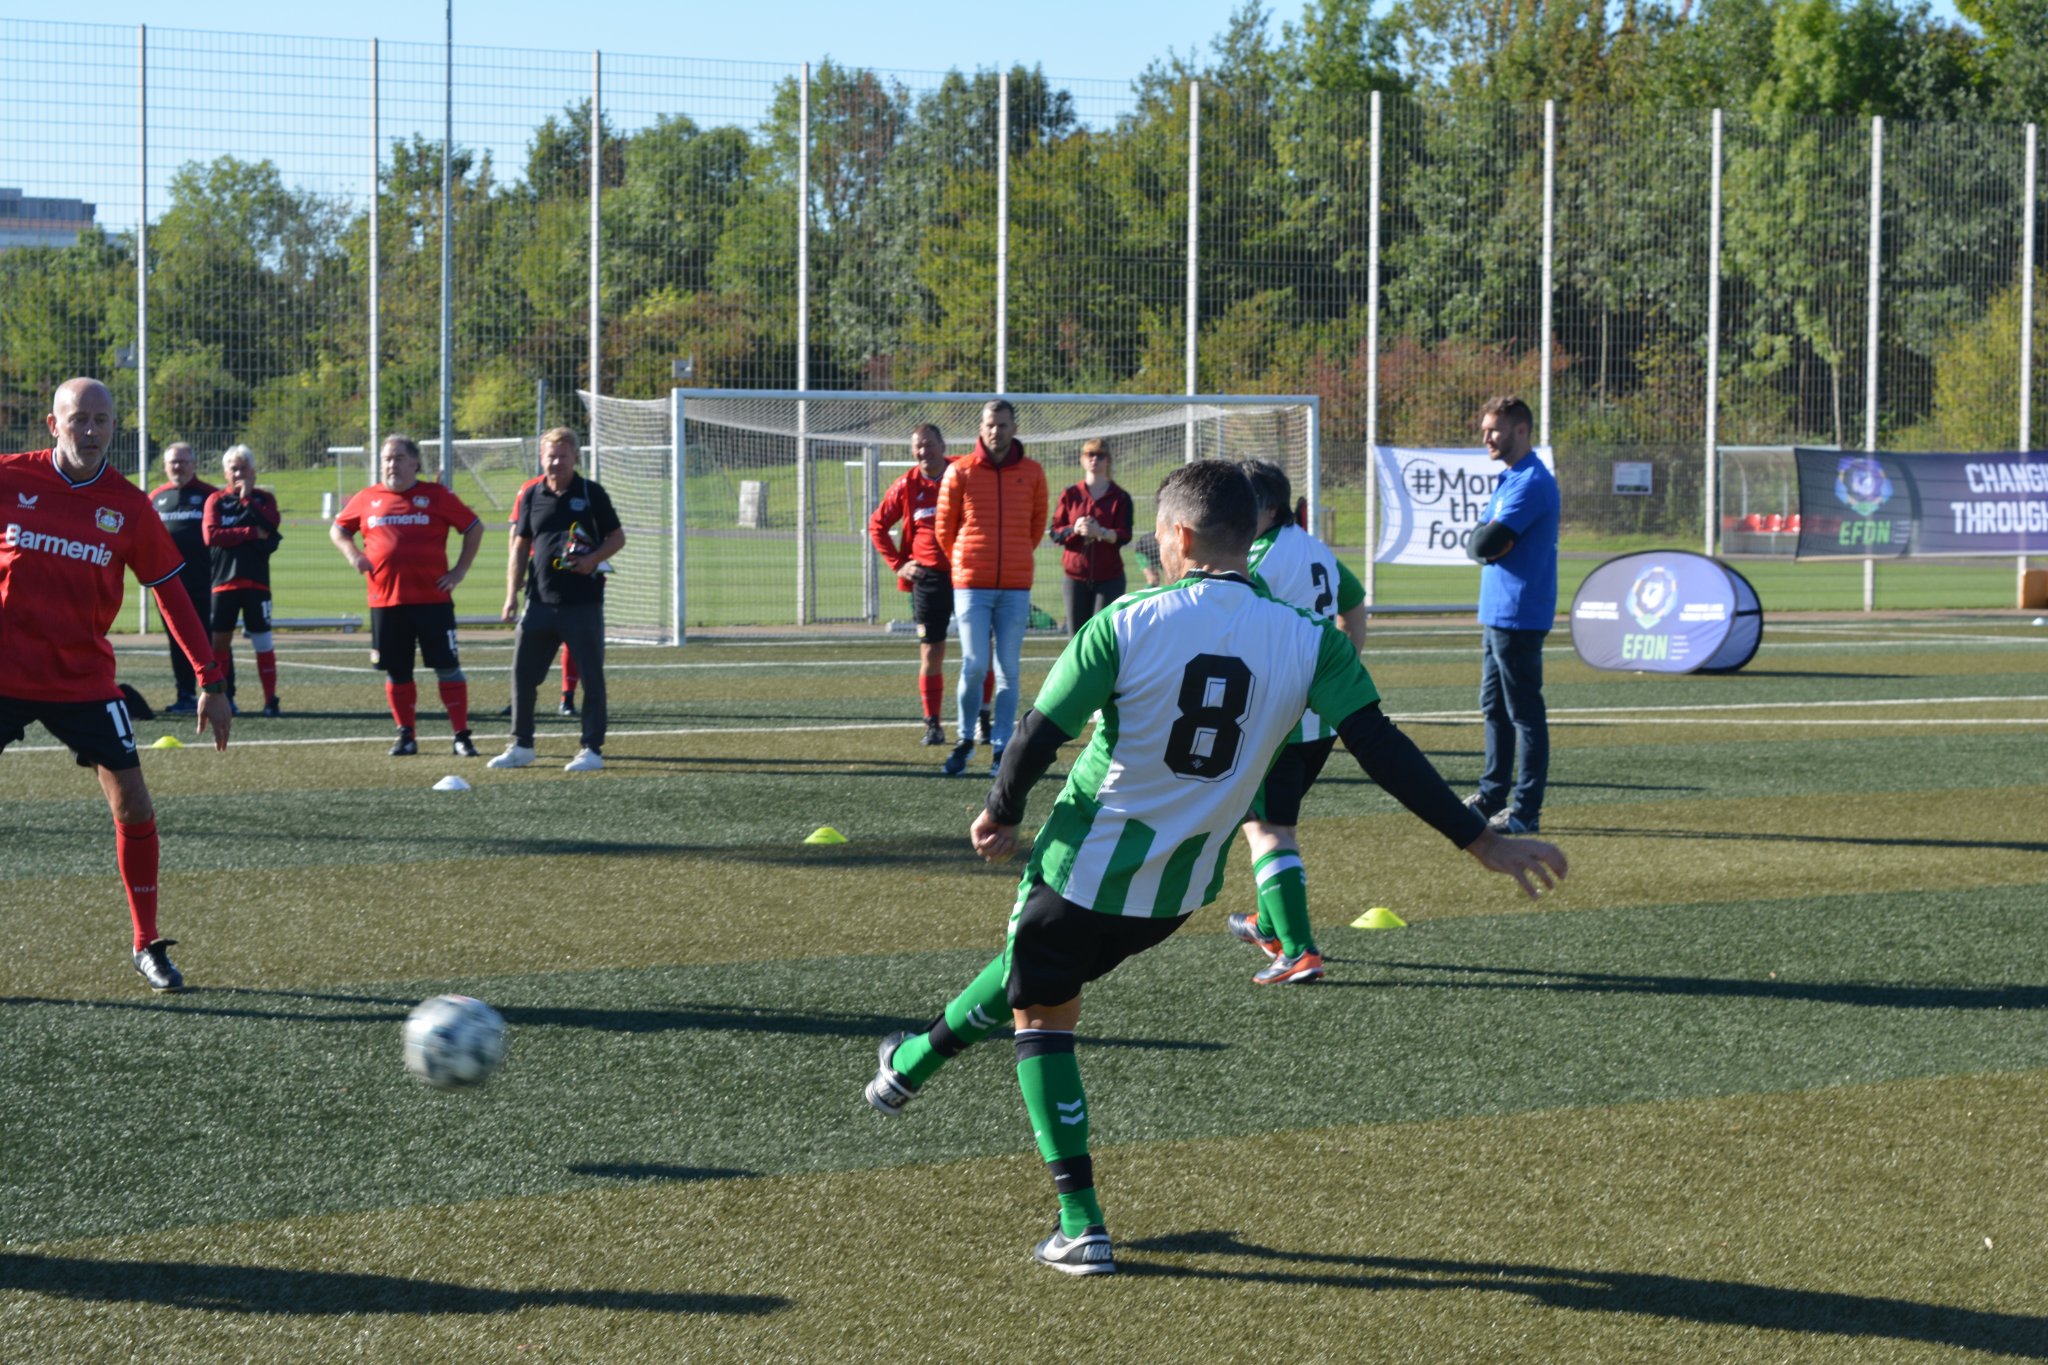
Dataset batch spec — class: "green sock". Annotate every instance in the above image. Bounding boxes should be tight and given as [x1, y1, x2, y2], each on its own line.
[889, 952, 1011, 1088]
[1016, 1031, 1104, 1236]
[1253, 849, 1315, 957]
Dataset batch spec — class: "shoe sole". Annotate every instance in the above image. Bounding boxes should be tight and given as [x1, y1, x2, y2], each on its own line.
[1255, 966, 1325, 985]
[867, 1033, 914, 1116]
[1032, 1241, 1117, 1275]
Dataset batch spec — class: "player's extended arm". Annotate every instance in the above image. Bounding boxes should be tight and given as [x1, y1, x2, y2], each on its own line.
[502, 533, 532, 620]
[1336, 603, 1369, 653]
[868, 483, 909, 568]
[1333, 702, 1566, 898]
[330, 520, 372, 574]
[970, 707, 1076, 862]
[150, 581, 231, 751]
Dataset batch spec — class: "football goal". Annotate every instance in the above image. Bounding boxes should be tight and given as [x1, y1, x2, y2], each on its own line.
[580, 389, 1322, 641]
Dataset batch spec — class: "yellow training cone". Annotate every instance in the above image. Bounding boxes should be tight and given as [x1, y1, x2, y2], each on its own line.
[1351, 906, 1406, 930]
[149, 735, 184, 749]
[803, 826, 848, 845]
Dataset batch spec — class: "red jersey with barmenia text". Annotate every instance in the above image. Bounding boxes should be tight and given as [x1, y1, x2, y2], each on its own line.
[0, 449, 188, 702]
[333, 480, 481, 608]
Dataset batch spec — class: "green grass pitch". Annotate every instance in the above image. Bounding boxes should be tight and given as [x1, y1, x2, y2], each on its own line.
[2, 615, 2045, 1360]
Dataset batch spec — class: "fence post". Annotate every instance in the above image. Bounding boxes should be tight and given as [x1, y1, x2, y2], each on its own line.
[996, 71, 1009, 394]
[1705, 109, 1723, 558]
[796, 63, 812, 627]
[1540, 98, 1555, 448]
[437, 1, 454, 487]
[588, 50, 602, 480]
[2021, 122, 2037, 601]
[862, 445, 880, 623]
[671, 388, 687, 644]
[368, 37, 380, 479]
[1864, 115, 1883, 612]
[1364, 89, 1381, 606]
[136, 24, 150, 634]
[1184, 79, 1199, 463]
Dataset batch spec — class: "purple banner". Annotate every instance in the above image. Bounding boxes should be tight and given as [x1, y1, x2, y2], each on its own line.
[1795, 448, 2048, 558]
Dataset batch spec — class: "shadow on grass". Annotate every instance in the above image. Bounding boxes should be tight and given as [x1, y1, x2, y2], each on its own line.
[0, 1252, 786, 1318]
[1565, 825, 2048, 855]
[568, 1163, 757, 1182]
[1121, 1231, 2046, 1357]
[1346, 962, 2048, 1011]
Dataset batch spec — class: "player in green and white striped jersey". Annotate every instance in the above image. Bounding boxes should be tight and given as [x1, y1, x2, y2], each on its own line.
[1228, 459, 1370, 984]
[864, 460, 1567, 1276]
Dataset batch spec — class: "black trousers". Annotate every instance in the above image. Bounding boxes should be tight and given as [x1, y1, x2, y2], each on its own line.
[510, 599, 608, 750]
[1062, 574, 1127, 635]
[165, 564, 210, 697]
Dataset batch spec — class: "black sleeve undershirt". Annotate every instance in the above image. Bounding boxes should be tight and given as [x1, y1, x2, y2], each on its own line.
[1335, 703, 1488, 848]
[985, 707, 1075, 825]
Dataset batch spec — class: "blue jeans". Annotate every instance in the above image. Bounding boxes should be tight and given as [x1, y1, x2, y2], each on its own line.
[954, 588, 1031, 747]
[1476, 626, 1549, 822]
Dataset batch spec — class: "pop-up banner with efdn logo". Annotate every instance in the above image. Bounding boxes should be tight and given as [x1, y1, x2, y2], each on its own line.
[1371, 447, 1555, 565]
[1570, 550, 1763, 674]
[1794, 447, 2048, 558]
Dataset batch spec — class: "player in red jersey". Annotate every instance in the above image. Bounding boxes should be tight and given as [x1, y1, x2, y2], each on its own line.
[202, 445, 284, 717]
[328, 434, 486, 757]
[868, 424, 992, 746]
[0, 377, 232, 992]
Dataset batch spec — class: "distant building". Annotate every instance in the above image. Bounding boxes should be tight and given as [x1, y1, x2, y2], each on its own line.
[0, 188, 96, 250]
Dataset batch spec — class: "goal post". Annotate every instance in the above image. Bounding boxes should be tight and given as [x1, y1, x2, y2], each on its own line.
[580, 388, 1321, 640]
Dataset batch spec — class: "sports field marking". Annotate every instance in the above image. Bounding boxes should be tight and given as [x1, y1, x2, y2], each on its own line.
[1399, 693, 2048, 720]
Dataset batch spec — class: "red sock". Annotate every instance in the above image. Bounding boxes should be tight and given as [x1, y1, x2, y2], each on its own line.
[439, 679, 471, 734]
[918, 673, 944, 721]
[116, 818, 160, 951]
[387, 680, 418, 730]
[255, 650, 278, 705]
[561, 646, 579, 696]
[981, 671, 995, 706]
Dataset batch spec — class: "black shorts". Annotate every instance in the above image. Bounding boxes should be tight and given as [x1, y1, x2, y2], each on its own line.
[210, 588, 273, 634]
[1005, 879, 1189, 1010]
[910, 568, 955, 645]
[1250, 735, 1337, 826]
[370, 602, 461, 674]
[0, 692, 143, 771]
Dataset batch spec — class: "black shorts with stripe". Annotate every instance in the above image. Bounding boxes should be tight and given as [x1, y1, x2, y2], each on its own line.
[1005, 879, 1189, 1010]
[909, 567, 955, 645]
[370, 602, 460, 675]
[210, 587, 273, 634]
[0, 692, 143, 771]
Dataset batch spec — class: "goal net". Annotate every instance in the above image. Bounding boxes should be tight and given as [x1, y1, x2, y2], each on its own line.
[579, 389, 1321, 639]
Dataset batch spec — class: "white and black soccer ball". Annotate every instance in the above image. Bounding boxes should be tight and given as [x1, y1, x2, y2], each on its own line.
[403, 994, 507, 1090]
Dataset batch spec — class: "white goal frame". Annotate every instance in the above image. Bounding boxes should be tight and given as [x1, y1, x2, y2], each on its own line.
[653, 388, 1320, 642]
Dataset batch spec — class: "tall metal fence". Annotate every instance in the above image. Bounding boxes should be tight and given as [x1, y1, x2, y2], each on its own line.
[2, 19, 2041, 595]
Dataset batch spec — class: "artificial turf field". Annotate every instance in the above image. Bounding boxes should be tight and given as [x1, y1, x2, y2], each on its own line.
[2, 615, 2045, 1361]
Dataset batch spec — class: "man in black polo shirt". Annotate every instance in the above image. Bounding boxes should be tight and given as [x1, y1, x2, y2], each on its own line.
[147, 442, 217, 714]
[488, 426, 624, 773]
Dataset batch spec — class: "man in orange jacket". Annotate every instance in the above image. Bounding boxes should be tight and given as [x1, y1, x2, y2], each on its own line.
[933, 398, 1048, 776]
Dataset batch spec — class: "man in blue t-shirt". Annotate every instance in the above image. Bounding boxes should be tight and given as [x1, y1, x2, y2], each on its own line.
[1465, 395, 1560, 834]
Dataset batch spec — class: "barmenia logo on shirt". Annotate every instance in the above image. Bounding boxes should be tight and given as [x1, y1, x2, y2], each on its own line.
[3, 523, 113, 566]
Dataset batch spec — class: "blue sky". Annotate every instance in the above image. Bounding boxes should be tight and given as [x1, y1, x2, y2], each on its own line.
[3, 0, 1979, 81]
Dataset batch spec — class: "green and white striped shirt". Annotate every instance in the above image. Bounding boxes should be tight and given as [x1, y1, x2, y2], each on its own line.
[1025, 571, 1379, 918]
[1246, 523, 1364, 743]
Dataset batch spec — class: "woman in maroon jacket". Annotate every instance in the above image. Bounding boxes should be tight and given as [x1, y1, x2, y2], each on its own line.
[1047, 439, 1134, 633]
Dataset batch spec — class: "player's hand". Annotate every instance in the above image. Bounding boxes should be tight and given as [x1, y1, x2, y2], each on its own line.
[568, 556, 600, 575]
[1463, 827, 1566, 900]
[197, 692, 232, 752]
[501, 597, 518, 623]
[347, 552, 372, 576]
[897, 563, 923, 583]
[970, 809, 1019, 864]
[435, 567, 467, 592]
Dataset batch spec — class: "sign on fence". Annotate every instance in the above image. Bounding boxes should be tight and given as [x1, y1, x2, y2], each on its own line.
[1372, 447, 1555, 565]
[1794, 448, 2048, 558]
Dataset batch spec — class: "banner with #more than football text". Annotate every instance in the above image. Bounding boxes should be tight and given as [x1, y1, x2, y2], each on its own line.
[1794, 447, 2048, 558]
[1371, 447, 1556, 566]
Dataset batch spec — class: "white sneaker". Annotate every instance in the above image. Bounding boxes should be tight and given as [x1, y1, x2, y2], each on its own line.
[486, 744, 537, 770]
[564, 748, 605, 772]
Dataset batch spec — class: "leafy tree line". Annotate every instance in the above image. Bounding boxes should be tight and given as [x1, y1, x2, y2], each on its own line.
[1, 0, 2042, 540]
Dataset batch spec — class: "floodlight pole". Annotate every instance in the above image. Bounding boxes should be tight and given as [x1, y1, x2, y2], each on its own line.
[1185, 80, 1199, 463]
[1705, 109, 1723, 558]
[136, 24, 151, 632]
[438, 1, 454, 487]
[996, 71, 1009, 393]
[368, 38, 381, 479]
[1864, 115, 1883, 612]
[1364, 90, 1381, 606]
[588, 49, 602, 480]
[2020, 123, 2037, 602]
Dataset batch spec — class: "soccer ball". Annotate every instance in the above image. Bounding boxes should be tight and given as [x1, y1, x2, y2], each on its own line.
[403, 994, 507, 1089]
